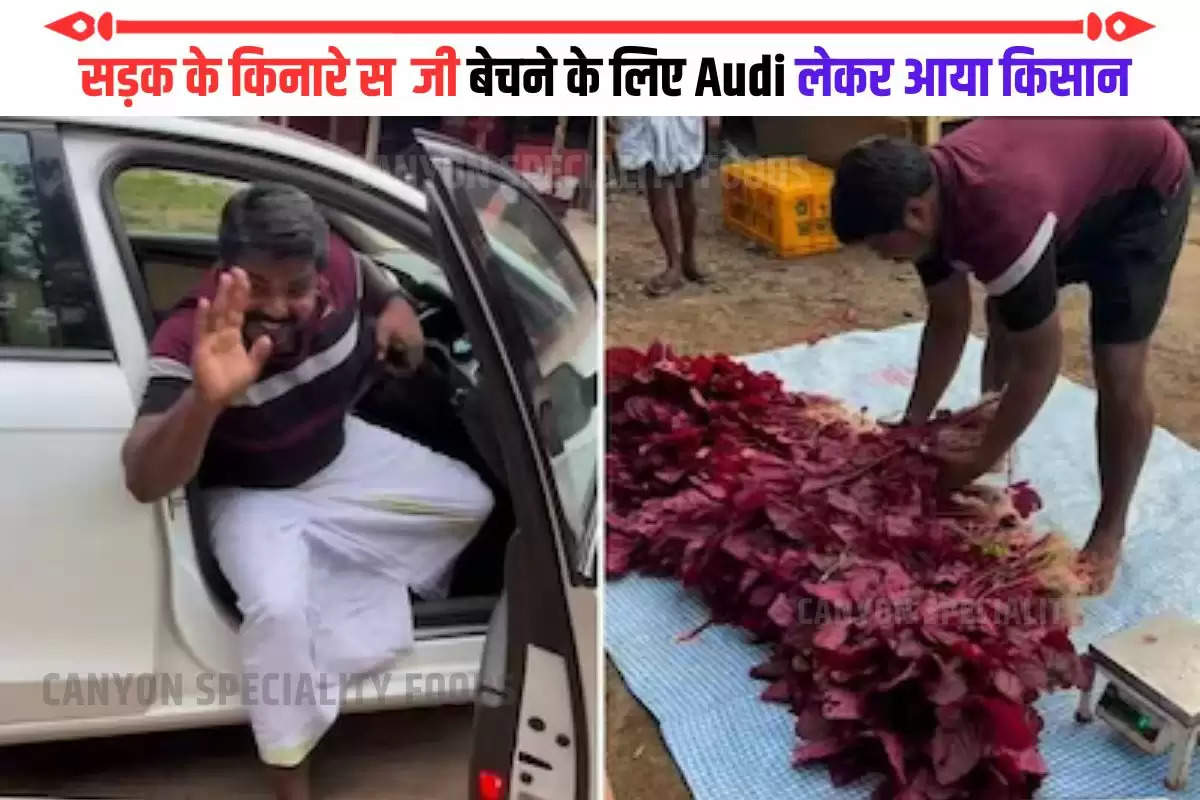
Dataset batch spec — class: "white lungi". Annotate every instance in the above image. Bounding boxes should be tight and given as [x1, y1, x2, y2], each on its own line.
[615, 116, 706, 175]
[205, 416, 493, 767]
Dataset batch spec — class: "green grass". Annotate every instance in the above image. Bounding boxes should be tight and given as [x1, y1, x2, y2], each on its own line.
[115, 169, 242, 234]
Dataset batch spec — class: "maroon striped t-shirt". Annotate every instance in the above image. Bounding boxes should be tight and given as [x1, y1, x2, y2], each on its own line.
[138, 233, 375, 489]
[924, 117, 1189, 295]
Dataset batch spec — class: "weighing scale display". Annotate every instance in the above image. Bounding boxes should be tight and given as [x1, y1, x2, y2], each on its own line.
[1098, 683, 1164, 746]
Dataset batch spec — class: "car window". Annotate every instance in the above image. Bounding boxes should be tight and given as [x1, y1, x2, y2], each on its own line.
[115, 168, 242, 235]
[325, 209, 452, 297]
[458, 172, 598, 576]
[112, 171, 449, 320]
[0, 131, 109, 352]
[112, 169, 247, 317]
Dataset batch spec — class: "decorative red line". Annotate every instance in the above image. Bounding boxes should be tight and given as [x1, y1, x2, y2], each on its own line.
[114, 19, 1085, 35]
[47, 10, 1153, 43]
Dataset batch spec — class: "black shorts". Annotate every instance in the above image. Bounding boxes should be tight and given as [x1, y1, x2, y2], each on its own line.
[1059, 164, 1194, 345]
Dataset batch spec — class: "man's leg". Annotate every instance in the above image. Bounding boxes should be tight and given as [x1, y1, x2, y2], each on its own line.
[643, 165, 684, 296]
[1079, 165, 1191, 592]
[207, 489, 332, 800]
[676, 172, 709, 283]
[304, 417, 493, 672]
[269, 761, 310, 800]
[1082, 339, 1154, 591]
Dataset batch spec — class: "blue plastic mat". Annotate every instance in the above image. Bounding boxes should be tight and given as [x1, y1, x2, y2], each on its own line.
[606, 324, 1200, 799]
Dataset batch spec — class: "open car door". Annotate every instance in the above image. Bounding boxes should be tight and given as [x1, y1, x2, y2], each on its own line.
[411, 131, 598, 800]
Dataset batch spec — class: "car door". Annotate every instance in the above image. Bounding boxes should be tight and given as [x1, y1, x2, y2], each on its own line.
[0, 122, 163, 725]
[410, 131, 598, 800]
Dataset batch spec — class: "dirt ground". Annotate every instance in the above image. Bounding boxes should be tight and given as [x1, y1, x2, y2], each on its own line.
[604, 174, 1200, 800]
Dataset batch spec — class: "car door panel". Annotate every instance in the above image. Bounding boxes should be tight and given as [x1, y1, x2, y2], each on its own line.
[413, 130, 597, 576]
[414, 134, 592, 800]
[0, 126, 163, 724]
[57, 127, 249, 681]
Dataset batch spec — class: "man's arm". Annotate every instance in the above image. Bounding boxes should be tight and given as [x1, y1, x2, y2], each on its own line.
[973, 309, 1061, 468]
[969, 247, 1062, 468]
[905, 268, 972, 423]
[122, 269, 271, 503]
[122, 387, 222, 503]
[935, 245, 1061, 489]
[358, 250, 406, 316]
[355, 251, 425, 368]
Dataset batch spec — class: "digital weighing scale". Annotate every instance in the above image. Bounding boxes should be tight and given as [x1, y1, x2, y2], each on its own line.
[1076, 612, 1200, 791]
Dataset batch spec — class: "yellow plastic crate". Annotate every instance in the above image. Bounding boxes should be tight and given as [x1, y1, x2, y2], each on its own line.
[720, 157, 839, 257]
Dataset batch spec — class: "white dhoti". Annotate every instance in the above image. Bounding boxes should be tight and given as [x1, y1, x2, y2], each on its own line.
[205, 416, 494, 767]
[615, 116, 706, 175]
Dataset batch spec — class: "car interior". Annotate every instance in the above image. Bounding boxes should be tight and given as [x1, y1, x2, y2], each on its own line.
[114, 168, 516, 634]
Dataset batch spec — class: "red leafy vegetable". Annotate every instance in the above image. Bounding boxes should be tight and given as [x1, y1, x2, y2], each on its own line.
[932, 716, 983, 785]
[606, 345, 1088, 799]
[795, 738, 850, 763]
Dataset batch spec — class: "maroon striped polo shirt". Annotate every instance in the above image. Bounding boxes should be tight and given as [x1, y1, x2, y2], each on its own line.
[138, 233, 375, 489]
[925, 117, 1189, 295]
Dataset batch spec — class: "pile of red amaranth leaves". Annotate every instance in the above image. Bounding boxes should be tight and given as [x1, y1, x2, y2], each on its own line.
[606, 344, 1092, 800]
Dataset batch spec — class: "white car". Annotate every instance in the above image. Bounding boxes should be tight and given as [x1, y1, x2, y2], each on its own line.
[0, 117, 598, 800]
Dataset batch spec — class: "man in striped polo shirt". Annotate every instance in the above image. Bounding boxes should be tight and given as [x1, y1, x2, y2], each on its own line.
[830, 118, 1193, 594]
[121, 183, 493, 799]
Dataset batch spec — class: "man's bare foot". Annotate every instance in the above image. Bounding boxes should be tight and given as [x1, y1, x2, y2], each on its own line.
[1077, 525, 1125, 595]
[1076, 548, 1120, 596]
[645, 268, 686, 297]
[681, 251, 712, 284]
[270, 761, 311, 800]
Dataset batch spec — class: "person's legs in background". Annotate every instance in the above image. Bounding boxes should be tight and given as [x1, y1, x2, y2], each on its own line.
[644, 165, 685, 296]
[675, 116, 721, 285]
[614, 117, 710, 296]
[675, 171, 709, 284]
